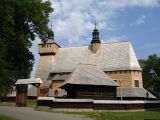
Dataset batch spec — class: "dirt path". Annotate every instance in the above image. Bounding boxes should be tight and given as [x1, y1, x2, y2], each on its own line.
[0, 106, 92, 120]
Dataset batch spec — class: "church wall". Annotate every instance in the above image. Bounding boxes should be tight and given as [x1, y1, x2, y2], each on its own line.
[51, 80, 65, 90]
[91, 43, 100, 53]
[106, 70, 143, 88]
[65, 85, 116, 100]
[131, 70, 143, 88]
[34, 56, 54, 82]
[38, 43, 59, 55]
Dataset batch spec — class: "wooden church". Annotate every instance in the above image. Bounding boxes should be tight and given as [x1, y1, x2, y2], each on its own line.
[28, 25, 156, 100]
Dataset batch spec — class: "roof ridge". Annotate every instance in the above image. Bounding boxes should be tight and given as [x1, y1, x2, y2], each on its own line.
[102, 40, 130, 44]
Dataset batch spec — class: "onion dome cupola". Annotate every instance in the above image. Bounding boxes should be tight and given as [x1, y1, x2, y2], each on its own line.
[91, 23, 101, 44]
[91, 22, 101, 53]
[47, 29, 55, 44]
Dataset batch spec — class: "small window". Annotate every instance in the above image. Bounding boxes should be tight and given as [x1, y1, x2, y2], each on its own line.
[134, 80, 139, 87]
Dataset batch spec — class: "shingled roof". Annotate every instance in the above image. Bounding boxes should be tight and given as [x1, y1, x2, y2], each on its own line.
[51, 41, 141, 73]
[52, 74, 69, 81]
[61, 64, 119, 87]
[116, 87, 156, 99]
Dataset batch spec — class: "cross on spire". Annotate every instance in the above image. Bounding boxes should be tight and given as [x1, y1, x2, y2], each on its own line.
[51, 21, 53, 30]
[95, 20, 97, 29]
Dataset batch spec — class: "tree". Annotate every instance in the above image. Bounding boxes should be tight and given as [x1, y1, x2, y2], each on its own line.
[139, 54, 160, 99]
[0, 0, 53, 100]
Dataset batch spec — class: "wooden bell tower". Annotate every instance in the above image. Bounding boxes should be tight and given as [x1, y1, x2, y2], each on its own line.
[38, 30, 61, 56]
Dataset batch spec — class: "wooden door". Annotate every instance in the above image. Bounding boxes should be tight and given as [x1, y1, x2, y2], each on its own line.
[16, 85, 28, 107]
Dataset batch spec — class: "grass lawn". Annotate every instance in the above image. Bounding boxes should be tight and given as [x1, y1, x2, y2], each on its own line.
[36, 108, 160, 120]
[82, 110, 160, 120]
[27, 100, 37, 107]
[0, 100, 37, 107]
[0, 114, 16, 120]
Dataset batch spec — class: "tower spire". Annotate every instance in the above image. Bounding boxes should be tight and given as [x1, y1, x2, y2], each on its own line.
[90, 21, 101, 53]
[91, 21, 101, 44]
[48, 21, 54, 41]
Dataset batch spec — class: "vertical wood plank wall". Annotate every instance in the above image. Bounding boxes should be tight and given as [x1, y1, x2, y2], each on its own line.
[16, 85, 28, 106]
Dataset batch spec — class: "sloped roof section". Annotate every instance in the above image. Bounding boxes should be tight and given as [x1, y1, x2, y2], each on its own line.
[52, 74, 69, 81]
[52, 45, 91, 73]
[46, 38, 55, 44]
[61, 64, 119, 87]
[51, 41, 141, 73]
[15, 78, 43, 85]
[116, 87, 156, 99]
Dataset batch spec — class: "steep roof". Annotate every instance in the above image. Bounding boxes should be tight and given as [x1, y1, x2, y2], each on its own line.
[52, 74, 69, 81]
[51, 41, 141, 73]
[61, 64, 119, 87]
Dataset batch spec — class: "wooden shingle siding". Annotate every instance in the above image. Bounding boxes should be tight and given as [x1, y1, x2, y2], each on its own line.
[65, 85, 116, 100]
[51, 80, 64, 90]
[106, 70, 143, 88]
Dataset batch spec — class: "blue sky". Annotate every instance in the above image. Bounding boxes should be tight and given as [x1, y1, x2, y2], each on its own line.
[30, 0, 160, 77]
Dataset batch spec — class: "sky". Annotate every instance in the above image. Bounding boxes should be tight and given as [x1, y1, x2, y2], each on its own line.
[30, 0, 160, 77]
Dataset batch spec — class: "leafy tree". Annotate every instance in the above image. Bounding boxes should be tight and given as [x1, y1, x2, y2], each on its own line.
[139, 54, 160, 99]
[0, 0, 53, 100]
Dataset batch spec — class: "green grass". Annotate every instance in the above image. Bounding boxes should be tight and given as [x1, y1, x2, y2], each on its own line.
[0, 100, 37, 107]
[0, 102, 15, 106]
[27, 100, 37, 107]
[83, 111, 160, 120]
[36, 108, 160, 120]
[0, 114, 16, 120]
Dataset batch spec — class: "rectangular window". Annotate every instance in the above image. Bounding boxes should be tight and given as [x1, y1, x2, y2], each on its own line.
[134, 80, 139, 87]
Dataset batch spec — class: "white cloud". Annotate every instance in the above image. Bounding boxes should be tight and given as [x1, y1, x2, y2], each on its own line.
[135, 15, 146, 25]
[97, 0, 160, 9]
[136, 15, 146, 24]
[49, 0, 159, 45]
[130, 15, 146, 26]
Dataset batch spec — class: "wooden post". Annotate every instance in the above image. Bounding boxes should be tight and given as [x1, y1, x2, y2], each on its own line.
[37, 84, 40, 98]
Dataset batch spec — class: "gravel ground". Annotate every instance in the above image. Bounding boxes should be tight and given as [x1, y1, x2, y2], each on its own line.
[0, 106, 92, 120]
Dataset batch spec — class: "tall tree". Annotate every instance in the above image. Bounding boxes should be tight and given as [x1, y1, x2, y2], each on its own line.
[0, 0, 53, 99]
[139, 54, 160, 99]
